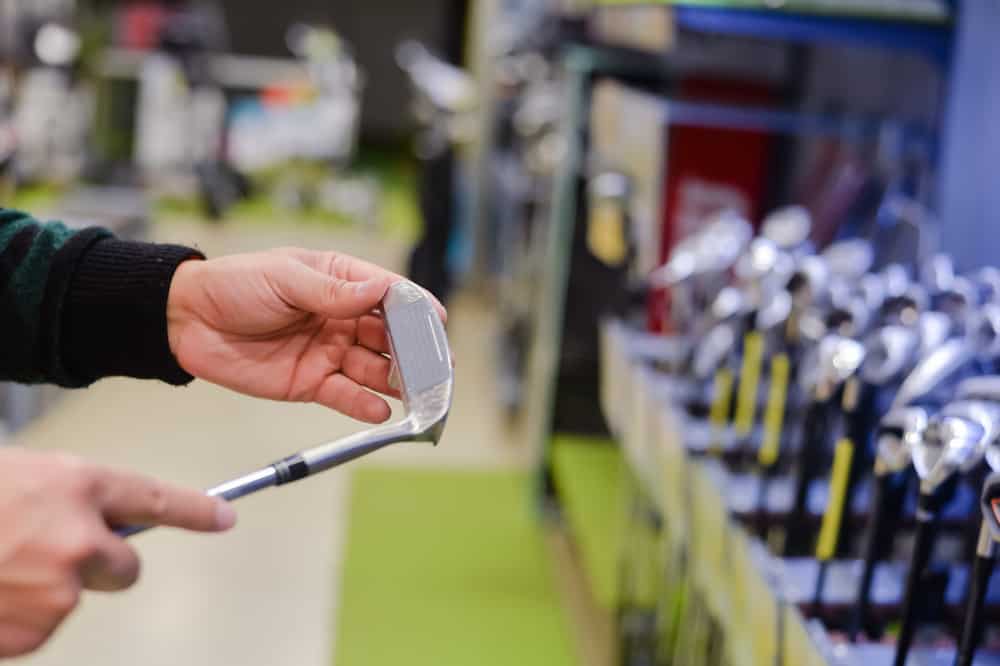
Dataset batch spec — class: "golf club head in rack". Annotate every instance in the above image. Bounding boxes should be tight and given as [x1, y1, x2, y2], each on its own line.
[116, 281, 453, 538]
[861, 325, 920, 387]
[874, 406, 929, 476]
[781, 335, 865, 556]
[892, 338, 975, 410]
[649, 211, 751, 334]
[957, 376, 1000, 472]
[650, 209, 752, 287]
[851, 407, 929, 641]
[971, 304, 1000, 369]
[973, 266, 1000, 305]
[823, 238, 875, 284]
[761, 205, 813, 256]
[911, 413, 985, 494]
[950, 457, 1000, 666]
[893, 412, 987, 666]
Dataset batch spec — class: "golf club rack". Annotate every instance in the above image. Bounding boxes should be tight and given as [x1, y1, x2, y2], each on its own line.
[602, 201, 1000, 664]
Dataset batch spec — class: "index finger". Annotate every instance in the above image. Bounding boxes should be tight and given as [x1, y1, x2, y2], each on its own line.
[96, 469, 236, 533]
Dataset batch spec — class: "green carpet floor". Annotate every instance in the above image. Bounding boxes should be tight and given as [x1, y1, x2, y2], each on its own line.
[551, 436, 626, 609]
[334, 467, 575, 666]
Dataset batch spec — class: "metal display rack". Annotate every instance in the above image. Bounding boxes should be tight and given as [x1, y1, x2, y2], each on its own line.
[523, 0, 958, 504]
[590, 1, 954, 62]
[599, 319, 1000, 666]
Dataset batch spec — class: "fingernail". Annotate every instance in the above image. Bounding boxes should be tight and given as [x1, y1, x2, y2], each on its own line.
[215, 502, 237, 531]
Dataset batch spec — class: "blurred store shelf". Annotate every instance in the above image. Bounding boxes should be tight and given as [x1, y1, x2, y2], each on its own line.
[589, 0, 954, 63]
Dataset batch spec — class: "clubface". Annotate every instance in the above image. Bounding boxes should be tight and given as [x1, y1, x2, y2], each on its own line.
[382, 281, 454, 442]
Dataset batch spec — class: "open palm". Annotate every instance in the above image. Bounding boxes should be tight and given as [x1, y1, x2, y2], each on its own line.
[165, 248, 445, 423]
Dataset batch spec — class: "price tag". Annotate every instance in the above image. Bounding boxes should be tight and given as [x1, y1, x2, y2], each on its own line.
[734, 332, 764, 436]
[815, 438, 855, 561]
[758, 353, 790, 468]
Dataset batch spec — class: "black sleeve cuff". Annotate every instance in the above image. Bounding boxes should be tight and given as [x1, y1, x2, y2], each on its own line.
[60, 238, 205, 387]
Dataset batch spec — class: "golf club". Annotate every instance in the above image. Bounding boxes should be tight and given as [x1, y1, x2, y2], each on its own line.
[955, 472, 1000, 666]
[850, 406, 929, 640]
[781, 335, 865, 557]
[951, 377, 1000, 666]
[892, 412, 986, 666]
[761, 205, 812, 257]
[649, 210, 752, 334]
[850, 338, 978, 640]
[116, 281, 453, 537]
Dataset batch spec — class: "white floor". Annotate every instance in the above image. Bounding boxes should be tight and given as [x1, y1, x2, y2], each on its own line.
[12, 222, 524, 666]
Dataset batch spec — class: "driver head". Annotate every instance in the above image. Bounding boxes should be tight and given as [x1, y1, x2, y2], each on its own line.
[383, 281, 454, 442]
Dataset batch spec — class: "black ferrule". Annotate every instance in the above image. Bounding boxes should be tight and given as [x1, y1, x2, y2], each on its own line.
[274, 454, 310, 486]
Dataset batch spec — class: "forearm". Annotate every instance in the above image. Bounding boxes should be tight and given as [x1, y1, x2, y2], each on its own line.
[0, 208, 202, 387]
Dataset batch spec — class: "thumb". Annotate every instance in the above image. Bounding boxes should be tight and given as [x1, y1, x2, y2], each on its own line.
[275, 259, 391, 319]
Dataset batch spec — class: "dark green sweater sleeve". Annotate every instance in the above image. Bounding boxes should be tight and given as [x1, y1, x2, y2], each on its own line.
[0, 208, 202, 387]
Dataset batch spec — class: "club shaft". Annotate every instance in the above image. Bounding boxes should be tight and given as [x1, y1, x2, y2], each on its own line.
[955, 525, 997, 666]
[893, 499, 938, 666]
[784, 398, 834, 557]
[850, 473, 888, 642]
[114, 467, 279, 538]
[299, 421, 414, 474]
[116, 424, 416, 538]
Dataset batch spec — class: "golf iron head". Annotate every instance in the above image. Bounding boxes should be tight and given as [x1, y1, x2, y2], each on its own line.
[874, 406, 929, 476]
[117, 281, 453, 537]
[891, 338, 975, 410]
[912, 413, 986, 494]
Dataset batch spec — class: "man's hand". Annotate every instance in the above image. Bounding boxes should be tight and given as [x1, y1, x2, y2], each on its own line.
[0, 448, 235, 657]
[166, 248, 446, 423]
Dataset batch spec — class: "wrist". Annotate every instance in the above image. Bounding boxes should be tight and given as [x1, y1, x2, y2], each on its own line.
[166, 259, 204, 367]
